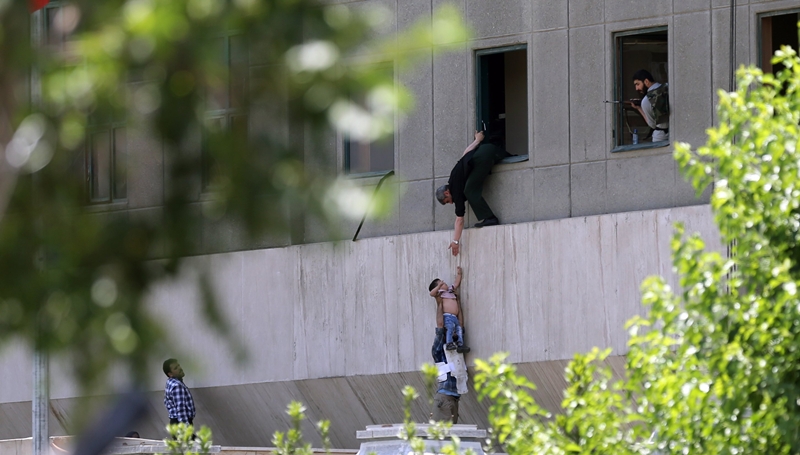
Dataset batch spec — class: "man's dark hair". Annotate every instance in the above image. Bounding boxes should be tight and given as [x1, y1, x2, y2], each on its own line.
[632, 69, 655, 83]
[435, 185, 449, 205]
[429, 279, 441, 292]
[163, 358, 177, 376]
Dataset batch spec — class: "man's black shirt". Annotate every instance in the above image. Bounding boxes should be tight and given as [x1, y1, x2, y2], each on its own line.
[447, 149, 477, 217]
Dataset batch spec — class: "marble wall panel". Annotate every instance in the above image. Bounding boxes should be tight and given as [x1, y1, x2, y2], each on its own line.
[570, 161, 607, 217]
[675, 0, 710, 13]
[397, 49, 434, 182]
[569, 1, 604, 27]
[532, 29, 570, 167]
[569, 26, 607, 163]
[532, 0, 568, 31]
[605, 0, 672, 22]
[672, 11, 714, 149]
[533, 165, 571, 221]
[0, 206, 721, 430]
[466, 0, 532, 38]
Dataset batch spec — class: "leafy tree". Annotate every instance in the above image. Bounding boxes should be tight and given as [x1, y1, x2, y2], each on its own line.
[472, 45, 800, 455]
[272, 401, 330, 455]
[164, 423, 213, 455]
[0, 0, 467, 395]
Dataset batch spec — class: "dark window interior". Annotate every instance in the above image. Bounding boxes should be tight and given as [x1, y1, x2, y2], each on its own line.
[344, 63, 395, 175]
[345, 132, 394, 175]
[88, 126, 126, 203]
[761, 12, 799, 74]
[203, 34, 249, 189]
[615, 30, 668, 148]
[476, 47, 528, 156]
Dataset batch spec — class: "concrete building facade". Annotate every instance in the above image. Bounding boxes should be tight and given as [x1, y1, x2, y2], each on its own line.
[1, 0, 799, 450]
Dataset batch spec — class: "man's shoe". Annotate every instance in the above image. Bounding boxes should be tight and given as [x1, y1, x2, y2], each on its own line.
[474, 217, 499, 228]
[456, 345, 470, 354]
[445, 342, 457, 351]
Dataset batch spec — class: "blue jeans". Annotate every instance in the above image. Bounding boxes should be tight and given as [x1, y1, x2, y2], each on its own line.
[443, 313, 463, 346]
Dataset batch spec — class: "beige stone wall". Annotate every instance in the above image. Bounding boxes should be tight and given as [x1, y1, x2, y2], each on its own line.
[0, 205, 722, 447]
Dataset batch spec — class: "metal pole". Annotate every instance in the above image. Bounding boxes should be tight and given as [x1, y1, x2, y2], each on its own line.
[33, 349, 50, 455]
[30, 9, 49, 455]
[352, 170, 394, 242]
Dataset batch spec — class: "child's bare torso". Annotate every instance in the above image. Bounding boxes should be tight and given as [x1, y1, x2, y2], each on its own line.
[442, 297, 459, 315]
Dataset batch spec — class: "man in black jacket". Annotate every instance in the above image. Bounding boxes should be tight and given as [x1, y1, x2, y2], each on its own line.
[435, 130, 508, 256]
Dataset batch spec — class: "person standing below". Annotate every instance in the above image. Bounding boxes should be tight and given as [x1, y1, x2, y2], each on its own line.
[627, 69, 669, 143]
[163, 359, 196, 427]
[435, 128, 509, 256]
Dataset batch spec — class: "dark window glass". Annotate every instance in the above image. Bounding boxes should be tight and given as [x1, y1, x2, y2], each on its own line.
[90, 130, 111, 201]
[231, 114, 248, 135]
[208, 36, 228, 112]
[761, 11, 800, 74]
[87, 126, 127, 203]
[45, 6, 64, 48]
[202, 34, 249, 190]
[113, 127, 127, 200]
[229, 35, 248, 110]
[614, 29, 668, 148]
[475, 46, 528, 156]
[344, 63, 395, 175]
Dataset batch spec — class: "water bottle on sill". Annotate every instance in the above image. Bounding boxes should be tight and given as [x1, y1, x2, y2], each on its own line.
[632, 128, 639, 145]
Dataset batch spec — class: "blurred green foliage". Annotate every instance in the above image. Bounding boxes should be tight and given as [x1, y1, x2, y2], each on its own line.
[164, 423, 212, 455]
[0, 0, 467, 396]
[272, 401, 329, 455]
[472, 46, 800, 454]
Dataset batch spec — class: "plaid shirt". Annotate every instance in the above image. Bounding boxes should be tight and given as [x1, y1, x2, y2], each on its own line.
[164, 377, 196, 422]
[432, 327, 460, 397]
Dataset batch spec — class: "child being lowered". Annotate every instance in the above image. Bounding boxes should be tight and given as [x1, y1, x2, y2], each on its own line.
[429, 266, 470, 353]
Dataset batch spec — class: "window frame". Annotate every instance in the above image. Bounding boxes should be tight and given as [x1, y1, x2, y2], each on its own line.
[202, 31, 249, 190]
[611, 26, 670, 154]
[37, 2, 128, 205]
[757, 9, 800, 73]
[86, 121, 127, 204]
[341, 61, 396, 178]
[474, 44, 530, 163]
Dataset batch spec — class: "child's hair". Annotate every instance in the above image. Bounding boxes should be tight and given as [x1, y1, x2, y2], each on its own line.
[428, 279, 441, 292]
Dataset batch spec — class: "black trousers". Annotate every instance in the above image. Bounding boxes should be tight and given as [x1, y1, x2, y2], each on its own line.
[465, 143, 506, 221]
[169, 418, 193, 425]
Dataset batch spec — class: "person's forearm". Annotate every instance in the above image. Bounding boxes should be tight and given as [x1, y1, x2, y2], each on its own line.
[436, 301, 444, 328]
[453, 216, 464, 242]
[461, 138, 481, 157]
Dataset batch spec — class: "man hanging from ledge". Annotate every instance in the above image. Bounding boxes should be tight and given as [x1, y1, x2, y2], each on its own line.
[435, 126, 510, 256]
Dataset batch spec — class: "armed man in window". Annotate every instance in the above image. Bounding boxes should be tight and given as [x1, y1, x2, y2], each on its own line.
[435, 125, 510, 256]
[626, 69, 669, 143]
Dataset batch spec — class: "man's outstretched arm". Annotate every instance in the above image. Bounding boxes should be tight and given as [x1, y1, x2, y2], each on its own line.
[449, 217, 464, 256]
[436, 299, 444, 328]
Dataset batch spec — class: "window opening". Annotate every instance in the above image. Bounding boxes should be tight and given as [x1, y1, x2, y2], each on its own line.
[614, 28, 668, 150]
[343, 62, 395, 176]
[475, 45, 528, 157]
[760, 10, 800, 74]
[203, 33, 249, 189]
[87, 124, 127, 203]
